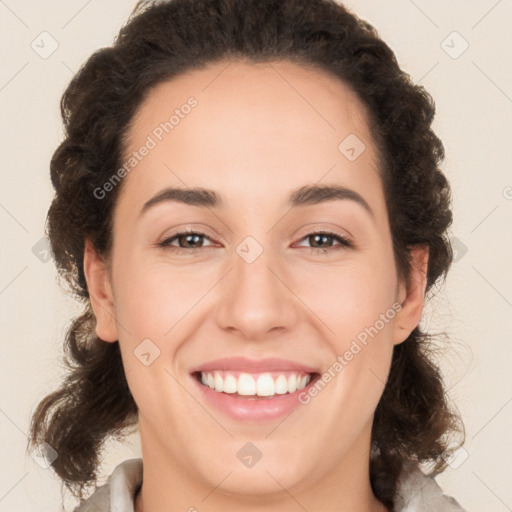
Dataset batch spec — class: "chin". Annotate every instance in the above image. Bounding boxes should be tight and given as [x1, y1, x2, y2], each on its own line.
[193, 442, 314, 497]
[212, 465, 307, 497]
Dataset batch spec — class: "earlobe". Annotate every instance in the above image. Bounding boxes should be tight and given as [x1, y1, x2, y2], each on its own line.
[393, 245, 429, 345]
[83, 239, 118, 342]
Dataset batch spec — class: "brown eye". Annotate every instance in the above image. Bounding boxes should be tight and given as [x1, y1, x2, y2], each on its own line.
[159, 231, 214, 252]
[295, 231, 352, 254]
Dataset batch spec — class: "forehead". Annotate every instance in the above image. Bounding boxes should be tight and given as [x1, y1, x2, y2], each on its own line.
[118, 58, 383, 217]
[126, 58, 375, 149]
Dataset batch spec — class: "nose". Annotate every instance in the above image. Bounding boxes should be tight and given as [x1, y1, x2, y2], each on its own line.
[215, 241, 299, 341]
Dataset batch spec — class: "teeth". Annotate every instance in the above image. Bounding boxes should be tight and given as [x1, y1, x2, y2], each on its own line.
[238, 373, 256, 395]
[275, 375, 288, 394]
[287, 374, 297, 393]
[256, 373, 275, 396]
[223, 374, 237, 394]
[199, 371, 312, 397]
[214, 371, 224, 392]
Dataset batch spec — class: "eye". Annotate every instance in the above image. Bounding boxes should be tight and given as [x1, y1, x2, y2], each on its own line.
[294, 231, 353, 255]
[158, 229, 215, 253]
[158, 229, 353, 255]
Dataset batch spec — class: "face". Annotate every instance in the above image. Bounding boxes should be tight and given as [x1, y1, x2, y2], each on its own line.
[85, 59, 427, 500]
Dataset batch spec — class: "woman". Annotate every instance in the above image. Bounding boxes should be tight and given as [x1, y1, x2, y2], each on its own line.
[28, 0, 466, 510]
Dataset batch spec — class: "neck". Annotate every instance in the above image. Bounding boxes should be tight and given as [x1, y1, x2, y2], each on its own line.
[135, 420, 390, 512]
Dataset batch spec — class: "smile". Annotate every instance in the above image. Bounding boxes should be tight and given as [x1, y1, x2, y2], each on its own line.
[197, 370, 312, 398]
[190, 357, 321, 421]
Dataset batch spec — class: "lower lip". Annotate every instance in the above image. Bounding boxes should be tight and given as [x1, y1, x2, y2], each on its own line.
[192, 374, 315, 422]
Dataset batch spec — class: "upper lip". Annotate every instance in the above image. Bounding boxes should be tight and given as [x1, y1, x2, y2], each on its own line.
[190, 357, 320, 374]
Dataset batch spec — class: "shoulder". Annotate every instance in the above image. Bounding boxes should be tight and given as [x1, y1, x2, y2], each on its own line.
[72, 458, 143, 512]
[394, 463, 467, 512]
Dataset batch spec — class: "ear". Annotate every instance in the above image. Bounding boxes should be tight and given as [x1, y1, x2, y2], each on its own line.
[83, 239, 118, 342]
[393, 245, 429, 345]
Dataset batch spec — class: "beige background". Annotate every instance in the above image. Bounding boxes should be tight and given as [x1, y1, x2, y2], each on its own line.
[1, 0, 511, 510]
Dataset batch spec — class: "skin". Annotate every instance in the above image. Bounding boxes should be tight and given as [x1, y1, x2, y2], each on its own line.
[84, 59, 428, 512]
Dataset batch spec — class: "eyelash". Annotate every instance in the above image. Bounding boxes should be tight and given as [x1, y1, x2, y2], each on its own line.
[157, 229, 353, 255]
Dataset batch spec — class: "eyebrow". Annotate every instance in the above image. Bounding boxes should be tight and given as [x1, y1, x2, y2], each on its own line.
[139, 184, 374, 219]
[289, 184, 374, 218]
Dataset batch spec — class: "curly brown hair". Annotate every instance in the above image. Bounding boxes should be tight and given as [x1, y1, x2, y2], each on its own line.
[27, 0, 464, 507]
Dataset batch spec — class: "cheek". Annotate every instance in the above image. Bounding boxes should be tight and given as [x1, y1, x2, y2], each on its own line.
[293, 250, 398, 404]
[110, 257, 199, 421]
[113, 252, 208, 334]
[293, 255, 398, 339]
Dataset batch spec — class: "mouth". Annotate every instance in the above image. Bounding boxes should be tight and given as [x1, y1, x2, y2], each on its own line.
[189, 357, 322, 421]
[192, 370, 319, 399]
[190, 362, 321, 422]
